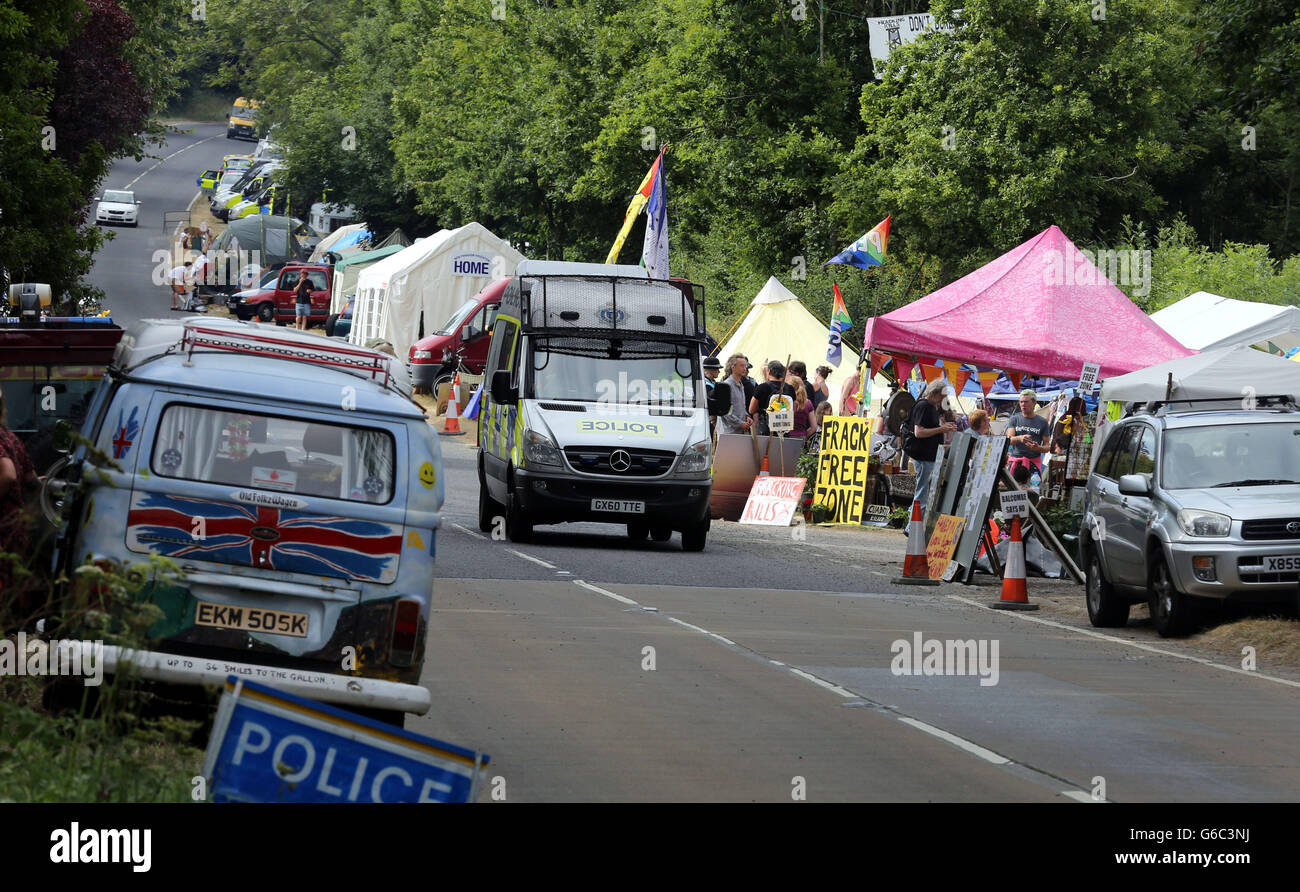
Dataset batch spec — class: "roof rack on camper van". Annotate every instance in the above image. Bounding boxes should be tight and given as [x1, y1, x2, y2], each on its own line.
[114, 318, 411, 399]
[1125, 395, 1299, 417]
[506, 261, 705, 344]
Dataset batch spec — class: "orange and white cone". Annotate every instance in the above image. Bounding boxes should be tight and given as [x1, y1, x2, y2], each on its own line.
[759, 454, 770, 477]
[440, 372, 465, 436]
[991, 515, 1038, 610]
[893, 499, 940, 586]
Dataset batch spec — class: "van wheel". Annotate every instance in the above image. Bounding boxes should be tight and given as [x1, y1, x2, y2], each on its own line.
[1148, 552, 1192, 637]
[478, 481, 502, 534]
[651, 527, 673, 542]
[627, 523, 648, 541]
[1086, 549, 1129, 627]
[681, 518, 709, 552]
[257, 303, 274, 323]
[505, 476, 532, 543]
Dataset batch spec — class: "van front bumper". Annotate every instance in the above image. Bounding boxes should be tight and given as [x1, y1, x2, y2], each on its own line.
[513, 468, 711, 527]
[101, 646, 431, 715]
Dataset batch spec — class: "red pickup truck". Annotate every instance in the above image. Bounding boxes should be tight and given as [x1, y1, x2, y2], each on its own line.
[232, 262, 332, 324]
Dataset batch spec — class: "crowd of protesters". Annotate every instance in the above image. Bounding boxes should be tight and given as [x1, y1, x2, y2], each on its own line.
[705, 353, 844, 447]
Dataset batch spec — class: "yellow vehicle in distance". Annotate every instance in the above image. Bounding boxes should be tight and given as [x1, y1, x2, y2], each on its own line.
[227, 97, 261, 140]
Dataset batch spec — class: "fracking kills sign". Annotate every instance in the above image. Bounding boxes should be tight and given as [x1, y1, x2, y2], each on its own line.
[740, 476, 804, 526]
[813, 417, 872, 524]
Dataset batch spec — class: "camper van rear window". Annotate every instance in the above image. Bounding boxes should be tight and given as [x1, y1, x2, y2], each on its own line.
[150, 404, 396, 504]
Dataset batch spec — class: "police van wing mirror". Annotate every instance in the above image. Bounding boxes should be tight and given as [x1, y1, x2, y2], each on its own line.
[491, 369, 516, 404]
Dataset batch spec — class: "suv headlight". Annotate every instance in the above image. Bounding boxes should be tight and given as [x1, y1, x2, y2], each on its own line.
[676, 439, 712, 477]
[523, 429, 561, 467]
[1176, 508, 1231, 537]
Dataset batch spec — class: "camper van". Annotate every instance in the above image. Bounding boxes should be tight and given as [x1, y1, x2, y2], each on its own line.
[477, 261, 712, 550]
[53, 318, 442, 724]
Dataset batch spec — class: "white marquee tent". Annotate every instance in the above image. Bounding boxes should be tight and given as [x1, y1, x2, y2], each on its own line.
[1150, 291, 1300, 354]
[351, 223, 523, 359]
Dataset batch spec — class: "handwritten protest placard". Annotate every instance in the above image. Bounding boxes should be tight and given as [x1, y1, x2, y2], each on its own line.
[739, 476, 805, 526]
[926, 514, 966, 579]
[813, 416, 872, 524]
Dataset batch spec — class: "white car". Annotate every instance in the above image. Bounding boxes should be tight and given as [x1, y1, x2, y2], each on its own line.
[95, 189, 139, 227]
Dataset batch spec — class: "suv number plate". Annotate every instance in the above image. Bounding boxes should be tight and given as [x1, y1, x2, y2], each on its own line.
[592, 499, 645, 513]
[1264, 555, 1300, 572]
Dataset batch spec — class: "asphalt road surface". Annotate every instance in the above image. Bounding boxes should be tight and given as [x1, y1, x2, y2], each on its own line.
[88, 121, 236, 329]
[83, 126, 1300, 805]
[414, 435, 1300, 802]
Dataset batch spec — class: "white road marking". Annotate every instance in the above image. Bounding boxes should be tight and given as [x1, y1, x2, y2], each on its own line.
[947, 594, 1300, 690]
[788, 667, 857, 699]
[505, 548, 558, 570]
[897, 717, 1010, 765]
[450, 522, 487, 542]
[123, 132, 221, 190]
[1061, 790, 1105, 803]
[574, 580, 639, 606]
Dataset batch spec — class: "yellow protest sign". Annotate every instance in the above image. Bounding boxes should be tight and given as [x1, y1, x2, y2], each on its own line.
[813, 416, 872, 523]
[926, 514, 966, 579]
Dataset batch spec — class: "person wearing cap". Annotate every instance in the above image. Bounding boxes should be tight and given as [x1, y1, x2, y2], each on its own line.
[1006, 388, 1051, 477]
[702, 355, 724, 434]
[905, 379, 956, 508]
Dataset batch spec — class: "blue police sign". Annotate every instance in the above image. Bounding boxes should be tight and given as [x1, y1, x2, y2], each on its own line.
[202, 677, 490, 803]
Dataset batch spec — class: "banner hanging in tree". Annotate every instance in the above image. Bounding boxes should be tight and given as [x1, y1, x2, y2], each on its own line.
[813, 416, 872, 523]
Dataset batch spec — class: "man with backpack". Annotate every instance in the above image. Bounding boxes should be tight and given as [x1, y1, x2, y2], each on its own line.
[902, 379, 956, 509]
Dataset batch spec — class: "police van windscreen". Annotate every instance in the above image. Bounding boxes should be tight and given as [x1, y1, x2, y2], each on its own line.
[436, 299, 479, 335]
[530, 337, 697, 406]
[230, 105, 258, 119]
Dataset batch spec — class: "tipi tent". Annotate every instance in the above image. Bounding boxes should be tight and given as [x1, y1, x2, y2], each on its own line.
[718, 276, 861, 373]
[863, 226, 1193, 378]
[1150, 291, 1300, 355]
[351, 223, 524, 360]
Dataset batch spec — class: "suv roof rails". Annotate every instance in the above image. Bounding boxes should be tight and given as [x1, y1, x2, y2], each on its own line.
[1128, 395, 1299, 417]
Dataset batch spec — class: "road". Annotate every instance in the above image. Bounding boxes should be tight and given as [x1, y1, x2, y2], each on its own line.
[88, 121, 235, 329]
[413, 435, 1300, 802]
[86, 130, 1300, 804]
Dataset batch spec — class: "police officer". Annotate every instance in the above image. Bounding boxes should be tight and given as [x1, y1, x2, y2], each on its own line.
[702, 355, 723, 435]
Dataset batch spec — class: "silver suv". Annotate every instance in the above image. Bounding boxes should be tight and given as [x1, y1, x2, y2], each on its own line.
[1081, 401, 1300, 637]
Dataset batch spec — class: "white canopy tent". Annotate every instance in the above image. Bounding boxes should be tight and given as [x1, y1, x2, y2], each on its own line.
[1150, 291, 1300, 354]
[1100, 344, 1300, 404]
[308, 222, 367, 262]
[351, 223, 523, 359]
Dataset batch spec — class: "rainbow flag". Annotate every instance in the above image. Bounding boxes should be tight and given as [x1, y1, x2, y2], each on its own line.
[606, 147, 666, 265]
[827, 284, 852, 365]
[825, 216, 890, 269]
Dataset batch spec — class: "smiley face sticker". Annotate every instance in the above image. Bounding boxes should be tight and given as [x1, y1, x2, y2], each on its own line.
[418, 461, 437, 489]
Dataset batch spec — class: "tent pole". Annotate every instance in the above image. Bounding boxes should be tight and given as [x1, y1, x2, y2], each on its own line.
[1164, 371, 1174, 401]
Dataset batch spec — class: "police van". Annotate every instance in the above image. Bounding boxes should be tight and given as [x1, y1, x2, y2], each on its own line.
[477, 261, 713, 549]
[53, 318, 443, 726]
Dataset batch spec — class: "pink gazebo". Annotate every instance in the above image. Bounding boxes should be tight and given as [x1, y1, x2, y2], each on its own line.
[862, 226, 1194, 380]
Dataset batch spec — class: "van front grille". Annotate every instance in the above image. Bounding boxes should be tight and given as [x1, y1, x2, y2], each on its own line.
[563, 445, 676, 477]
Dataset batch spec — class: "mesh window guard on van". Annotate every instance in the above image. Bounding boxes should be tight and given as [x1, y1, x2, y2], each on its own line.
[530, 337, 696, 406]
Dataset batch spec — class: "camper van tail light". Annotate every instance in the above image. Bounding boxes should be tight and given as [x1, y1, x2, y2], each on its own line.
[411, 349, 433, 360]
[676, 439, 712, 478]
[523, 429, 562, 467]
[390, 599, 421, 668]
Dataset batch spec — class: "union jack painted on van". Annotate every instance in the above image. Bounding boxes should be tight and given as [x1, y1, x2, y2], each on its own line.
[126, 491, 401, 583]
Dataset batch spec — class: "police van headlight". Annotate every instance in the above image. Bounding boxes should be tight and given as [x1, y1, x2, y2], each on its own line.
[676, 439, 712, 478]
[523, 429, 562, 467]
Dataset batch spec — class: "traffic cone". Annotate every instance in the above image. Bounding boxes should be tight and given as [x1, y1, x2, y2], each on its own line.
[440, 373, 465, 436]
[759, 454, 770, 477]
[991, 515, 1038, 610]
[893, 499, 940, 586]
